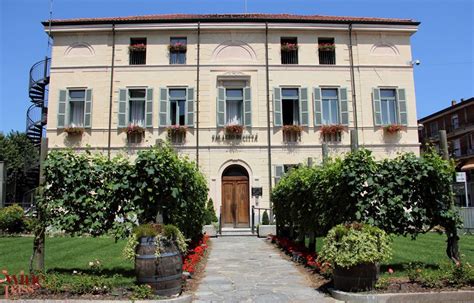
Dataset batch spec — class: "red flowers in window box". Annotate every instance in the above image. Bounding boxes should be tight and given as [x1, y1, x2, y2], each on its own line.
[167, 125, 187, 136]
[168, 42, 187, 52]
[282, 125, 303, 135]
[64, 126, 84, 136]
[182, 235, 209, 276]
[318, 43, 336, 51]
[281, 43, 298, 52]
[126, 124, 145, 136]
[320, 124, 345, 136]
[224, 124, 244, 136]
[128, 44, 146, 52]
[384, 124, 404, 134]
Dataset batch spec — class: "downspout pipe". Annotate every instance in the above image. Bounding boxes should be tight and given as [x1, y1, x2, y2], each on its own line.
[265, 22, 273, 215]
[107, 23, 116, 159]
[196, 22, 201, 165]
[348, 23, 359, 144]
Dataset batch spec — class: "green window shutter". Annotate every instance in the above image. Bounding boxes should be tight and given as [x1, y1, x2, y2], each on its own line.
[397, 88, 407, 125]
[217, 87, 225, 127]
[243, 86, 252, 127]
[339, 87, 349, 126]
[273, 87, 282, 126]
[57, 89, 67, 128]
[118, 89, 128, 128]
[145, 88, 153, 128]
[313, 87, 322, 126]
[159, 88, 168, 127]
[299, 87, 309, 126]
[84, 89, 92, 128]
[274, 165, 284, 185]
[372, 88, 382, 126]
[186, 87, 195, 127]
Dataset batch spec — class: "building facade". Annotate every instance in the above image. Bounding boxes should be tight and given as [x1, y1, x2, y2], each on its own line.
[43, 14, 420, 227]
[419, 97, 474, 207]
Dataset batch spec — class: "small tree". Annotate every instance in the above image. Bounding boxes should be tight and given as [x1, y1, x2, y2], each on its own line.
[261, 210, 270, 225]
[204, 198, 218, 225]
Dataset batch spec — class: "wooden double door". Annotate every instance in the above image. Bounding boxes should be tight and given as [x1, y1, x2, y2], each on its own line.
[221, 176, 250, 228]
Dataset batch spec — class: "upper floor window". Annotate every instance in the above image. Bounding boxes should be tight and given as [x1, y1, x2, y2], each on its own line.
[281, 37, 298, 64]
[129, 38, 147, 65]
[169, 89, 187, 125]
[169, 37, 187, 64]
[322, 88, 339, 125]
[380, 89, 398, 125]
[282, 88, 300, 125]
[128, 89, 146, 126]
[226, 89, 243, 125]
[430, 121, 439, 137]
[68, 90, 85, 127]
[453, 138, 461, 157]
[318, 38, 336, 65]
[452, 114, 459, 130]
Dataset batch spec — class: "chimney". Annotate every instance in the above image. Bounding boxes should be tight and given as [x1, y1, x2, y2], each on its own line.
[451, 100, 457, 106]
[461, 98, 465, 102]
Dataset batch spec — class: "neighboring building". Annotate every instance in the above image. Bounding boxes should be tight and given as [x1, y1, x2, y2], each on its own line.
[35, 13, 420, 228]
[418, 97, 474, 207]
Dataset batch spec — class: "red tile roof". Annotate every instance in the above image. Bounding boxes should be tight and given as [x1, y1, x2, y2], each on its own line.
[43, 13, 419, 26]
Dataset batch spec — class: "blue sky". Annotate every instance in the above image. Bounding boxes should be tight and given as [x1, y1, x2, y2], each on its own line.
[1, 0, 473, 133]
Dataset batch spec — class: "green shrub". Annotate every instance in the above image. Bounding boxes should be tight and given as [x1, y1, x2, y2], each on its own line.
[130, 284, 154, 300]
[406, 262, 424, 283]
[444, 262, 473, 288]
[0, 204, 26, 233]
[318, 223, 392, 268]
[261, 210, 270, 225]
[204, 198, 218, 225]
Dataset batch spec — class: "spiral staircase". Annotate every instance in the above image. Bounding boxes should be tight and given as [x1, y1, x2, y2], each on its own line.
[23, 57, 50, 207]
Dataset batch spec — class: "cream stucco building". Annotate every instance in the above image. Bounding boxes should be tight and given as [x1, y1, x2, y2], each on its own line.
[42, 14, 420, 228]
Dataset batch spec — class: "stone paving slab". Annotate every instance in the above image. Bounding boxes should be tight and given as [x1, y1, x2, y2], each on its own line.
[194, 236, 338, 302]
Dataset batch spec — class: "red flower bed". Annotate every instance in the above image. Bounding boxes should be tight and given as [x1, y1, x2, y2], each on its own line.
[182, 234, 209, 275]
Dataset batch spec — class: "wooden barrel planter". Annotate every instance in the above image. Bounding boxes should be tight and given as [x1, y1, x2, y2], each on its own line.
[135, 236, 183, 297]
[333, 263, 379, 292]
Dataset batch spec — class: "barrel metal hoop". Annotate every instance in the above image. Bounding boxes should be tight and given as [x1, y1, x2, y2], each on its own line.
[136, 252, 179, 259]
[138, 273, 182, 283]
[155, 285, 182, 296]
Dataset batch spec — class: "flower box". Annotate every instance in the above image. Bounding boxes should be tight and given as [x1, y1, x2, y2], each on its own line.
[281, 43, 298, 52]
[64, 126, 84, 136]
[224, 124, 244, 136]
[126, 124, 145, 136]
[318, 43, 336, 51]
[168, 43, 187, 52]
[384, 124, 404, 134]
[320, 124, 345, 136]
[167, 125, 187, 143]
[128, 44, 146, 52]
[282, 125, 302, 142]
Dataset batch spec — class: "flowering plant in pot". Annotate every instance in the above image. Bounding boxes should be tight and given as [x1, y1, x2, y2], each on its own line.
[126, 124, 145, 136]
[318, 222, 392, 292]
[384, 124, 404, 134]
[320, 124, 345, 136]
[281, 43, 298, 52]
[168, 42, 187, 52]
[282, 125, 303, 142]
[318, 43, 336, 51]
[64, 126, 85, 136]
[128, 43, 147, 52]
[224, 124, 244, 136]
[167, 125, 187, 136]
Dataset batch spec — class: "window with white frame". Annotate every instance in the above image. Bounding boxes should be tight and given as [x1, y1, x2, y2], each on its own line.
[380, 89, 398, 125]
[68, 90, 85, 127]
[321, 88, 339, 124]
[225, 88, 243, 125]
[128, 89, 146, 126]
[169, 89, 186, 125]
[452, 114, 459, 130]
[282, 88, 300, 125]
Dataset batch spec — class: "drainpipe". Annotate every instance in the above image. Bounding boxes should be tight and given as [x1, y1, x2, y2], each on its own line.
[107, 23, 116, 159]
[196, 22, 201, 165]
[265, 22, 273, 214]
[348, 23, 359, 145]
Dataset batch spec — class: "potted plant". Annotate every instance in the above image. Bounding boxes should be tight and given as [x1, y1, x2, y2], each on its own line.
[128, 43, 146, 52]
[318, 222, 392, 292]
[168, 42, 187, 52]
[282, 125, 303, 142]
[64, 126, 85, 136]
[123, 223, 187, 297]
[384, 124, 404, 135]
[281, 43, 298, 52]
[224, 124, 244, 137]
[320, 124, 345, 136]
[167, 125, 187, 143]
[318, 43, 336, 51]
[126, 124, 145, 136]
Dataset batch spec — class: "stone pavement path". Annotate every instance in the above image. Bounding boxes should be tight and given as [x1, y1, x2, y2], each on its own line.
[194, 236, 339, 302]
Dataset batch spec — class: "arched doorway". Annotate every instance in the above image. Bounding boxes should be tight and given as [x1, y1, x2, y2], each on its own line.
[221, 165, 250, 228]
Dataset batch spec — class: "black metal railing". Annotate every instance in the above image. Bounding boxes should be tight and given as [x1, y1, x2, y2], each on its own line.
[129, 50, 146, 65]
[219, 206, 223, 235]
[281, 50, 298, 64]
[319, 50, 336, 65]
[170, 51, 186, 64]
[29, 57, 50, 89]
[251, 206, 273, 234]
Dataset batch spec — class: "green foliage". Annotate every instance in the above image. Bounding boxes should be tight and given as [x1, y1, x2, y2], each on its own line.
[261, 210, 270, 225]
[318, 223, 392, 268]
[204, 198, 218, 225]
[133, 223, 161, 238]
[405, 261, 473, 288]
[0, 204, 26, 233]
[272, 149, 461, 259]
[43, 271, 113, 295]
[162, 224, 188, 253]
[130, 284, 154, 300]
[0, 131, 39, 202]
